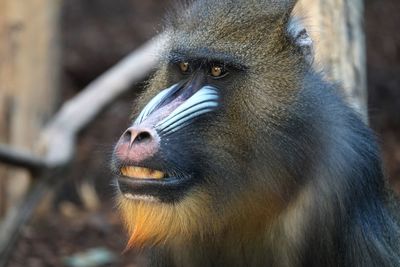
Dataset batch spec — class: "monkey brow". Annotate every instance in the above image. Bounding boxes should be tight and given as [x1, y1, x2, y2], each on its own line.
[166, 48, 248, 71]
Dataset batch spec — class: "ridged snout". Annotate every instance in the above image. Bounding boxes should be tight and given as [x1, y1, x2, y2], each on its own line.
[114, 83, 219, 178]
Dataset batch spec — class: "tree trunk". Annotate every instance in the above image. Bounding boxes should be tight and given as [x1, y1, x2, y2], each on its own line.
[0, 0, 60, 216]
[296, 0, 367, 119]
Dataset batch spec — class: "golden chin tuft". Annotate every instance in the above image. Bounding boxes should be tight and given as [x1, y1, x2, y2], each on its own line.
[117, 189, 220, 249]
[117, 182, 286, 251]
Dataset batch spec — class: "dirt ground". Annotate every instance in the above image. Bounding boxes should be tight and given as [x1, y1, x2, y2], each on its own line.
[6, 0, 400, 266]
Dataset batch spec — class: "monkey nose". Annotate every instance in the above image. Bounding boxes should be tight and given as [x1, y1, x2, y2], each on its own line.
[115, 126, 160, 163]
[123, 126, 155, 147]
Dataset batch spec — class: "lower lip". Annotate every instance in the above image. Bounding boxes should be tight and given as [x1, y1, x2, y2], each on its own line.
[116, 175, 194, 203]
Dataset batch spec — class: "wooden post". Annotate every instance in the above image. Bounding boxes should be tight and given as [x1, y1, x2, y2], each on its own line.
[0, 0, 60, 215]
[295, 0, 367, 119]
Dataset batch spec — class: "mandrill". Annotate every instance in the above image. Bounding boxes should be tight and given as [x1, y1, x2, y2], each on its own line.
[111, 0, 400, 266]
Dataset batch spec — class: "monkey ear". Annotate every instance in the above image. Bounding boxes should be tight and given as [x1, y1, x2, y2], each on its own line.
[270, 0, 313, 64]
[287, 17, 314, 65]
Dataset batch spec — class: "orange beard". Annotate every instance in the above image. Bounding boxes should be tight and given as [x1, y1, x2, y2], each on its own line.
[117, 189, 220, 249]
[117, 179, 287, 252]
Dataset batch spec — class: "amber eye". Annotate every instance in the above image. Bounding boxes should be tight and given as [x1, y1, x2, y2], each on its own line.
[210, 65, 224, 77]
[179, 62, 190, 73]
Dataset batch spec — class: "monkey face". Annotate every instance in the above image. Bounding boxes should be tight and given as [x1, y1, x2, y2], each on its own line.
[111, 58, 273, 247]
[112, 54, 299, 205]
[111, 0, 309, 247]
[111, 50, 255, 198]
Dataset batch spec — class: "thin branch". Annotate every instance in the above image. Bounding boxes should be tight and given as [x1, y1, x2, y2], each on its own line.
[0, 173, 53, 266]
[0, 34, 164, 170]
[0, 144, 46, 172]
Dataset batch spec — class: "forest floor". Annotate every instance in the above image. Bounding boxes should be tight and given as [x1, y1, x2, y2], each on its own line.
[7, 205, 145, 267]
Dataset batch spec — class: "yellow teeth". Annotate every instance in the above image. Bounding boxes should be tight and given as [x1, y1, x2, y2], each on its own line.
[121, 166, 165, 180]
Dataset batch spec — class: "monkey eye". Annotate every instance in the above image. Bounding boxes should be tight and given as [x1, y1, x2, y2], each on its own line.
[210, 65, 227, 78]
[179, 62, 190, 73]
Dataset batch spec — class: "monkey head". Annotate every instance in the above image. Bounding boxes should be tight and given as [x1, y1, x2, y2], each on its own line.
[111, 0, 312, 248]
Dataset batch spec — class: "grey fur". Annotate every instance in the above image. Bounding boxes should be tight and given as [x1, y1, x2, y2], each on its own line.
[125, 0, 400, 266]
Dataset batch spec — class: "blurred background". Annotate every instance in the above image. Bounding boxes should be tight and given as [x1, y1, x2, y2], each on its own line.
[0, 0, 399, 266]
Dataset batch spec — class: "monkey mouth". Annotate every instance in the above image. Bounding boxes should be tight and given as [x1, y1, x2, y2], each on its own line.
[116, 163, 195, 203]
[120, 166, 166, 180]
